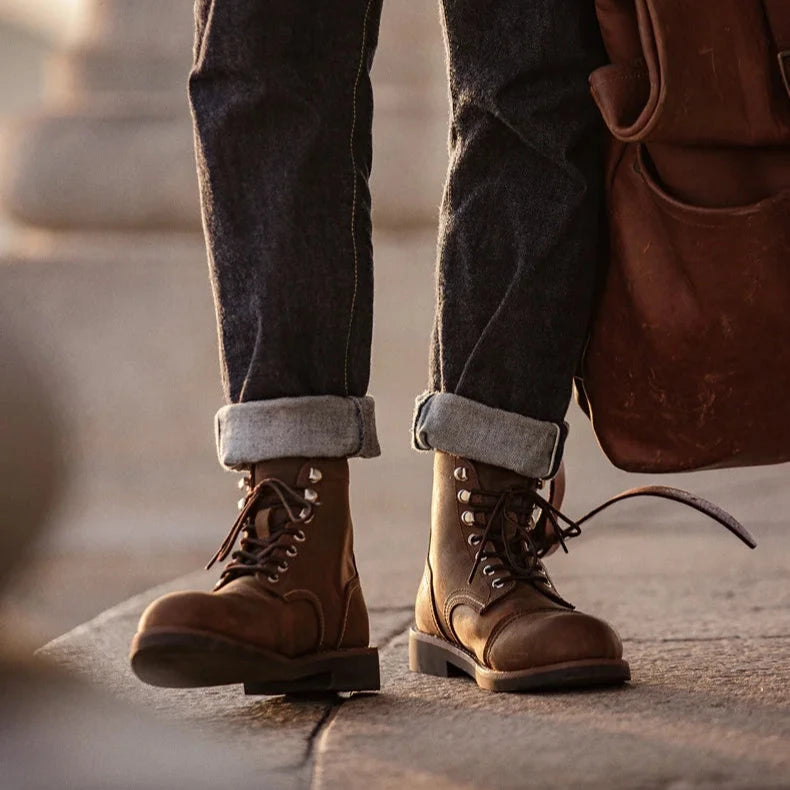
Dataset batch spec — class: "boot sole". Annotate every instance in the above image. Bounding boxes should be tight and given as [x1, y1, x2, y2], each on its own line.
[409, 628, 630, 692]
[130, 627, 380, 695]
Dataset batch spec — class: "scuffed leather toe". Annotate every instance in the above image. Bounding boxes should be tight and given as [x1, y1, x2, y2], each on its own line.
[135, 587, 320, 657]
[484, 609, 623, 672]
[137, 590, 231, 634]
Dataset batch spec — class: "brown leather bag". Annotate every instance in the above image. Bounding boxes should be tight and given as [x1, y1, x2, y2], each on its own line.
[576, 0, 790, 473]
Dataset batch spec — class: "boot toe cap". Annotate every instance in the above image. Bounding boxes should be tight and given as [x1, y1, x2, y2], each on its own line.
[136, 590, 226, 635]
[485, 609, 623, 672]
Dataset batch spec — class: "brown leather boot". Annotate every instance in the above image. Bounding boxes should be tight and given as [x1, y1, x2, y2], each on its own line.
[130, 457, 379, 694]
[410, 451, 630, 692]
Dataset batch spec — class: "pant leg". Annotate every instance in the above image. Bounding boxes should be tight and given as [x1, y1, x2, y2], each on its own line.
[190, 0, 384, 466]
[413, 0, 607, 478]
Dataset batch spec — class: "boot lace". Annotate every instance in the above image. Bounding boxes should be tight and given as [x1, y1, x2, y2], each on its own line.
[205, 476, 316, 588]
[465, 486, 580, 596]
[465, 482, 757, 596]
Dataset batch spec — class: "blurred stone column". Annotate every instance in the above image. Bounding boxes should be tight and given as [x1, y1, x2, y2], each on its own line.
[0, 0, 446, 259]
[0, 0, 201, 262]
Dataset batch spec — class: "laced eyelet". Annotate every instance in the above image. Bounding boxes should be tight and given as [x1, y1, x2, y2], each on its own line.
[483, 565, 495, 576]
[294, 530, 306, 542]
[298, 506, 314, 523]
[492, 578, 505, 589]
[461, 510, 475, 526]
[308, 467, 322, 484]
[286, 546, 298, 557]
[304, 488, 319, 503]
[237, 476, 250, 490]
[267, 573, 280, 583]
[277, 562, 288, 572]
[457, 489, 471, 504]
[237, 497, 246, 510]
[453, 466, 468, 482]
[467, 534, 482, 547]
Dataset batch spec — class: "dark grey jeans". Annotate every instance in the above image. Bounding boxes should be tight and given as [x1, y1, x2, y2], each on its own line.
[190, 0, 607, 479]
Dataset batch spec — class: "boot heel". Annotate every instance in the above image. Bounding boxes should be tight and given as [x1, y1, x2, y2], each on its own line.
[326, 649, 380, 692]
[408, 629, 452, 677]
[244, 648, 380, 695]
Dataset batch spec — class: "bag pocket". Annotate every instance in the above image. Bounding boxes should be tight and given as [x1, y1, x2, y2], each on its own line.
[583, 142, 790, 472]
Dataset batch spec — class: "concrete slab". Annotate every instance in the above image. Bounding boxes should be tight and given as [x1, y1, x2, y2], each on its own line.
[314, 631, 790, 790]
[39, 570, 413, 789]
[313, 526, 790, 789]
[38, 519, 789, 789]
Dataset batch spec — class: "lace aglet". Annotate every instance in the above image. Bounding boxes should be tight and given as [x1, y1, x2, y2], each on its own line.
[205, 547, 227, 571]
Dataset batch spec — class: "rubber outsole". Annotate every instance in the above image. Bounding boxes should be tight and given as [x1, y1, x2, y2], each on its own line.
[408, 628, 630, 692]
[130, 628, 380, 695]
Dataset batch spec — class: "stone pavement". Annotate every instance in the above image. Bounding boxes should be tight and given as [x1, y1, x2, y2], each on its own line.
[39, 518, 790, 789]
[20, 230, 788, 789]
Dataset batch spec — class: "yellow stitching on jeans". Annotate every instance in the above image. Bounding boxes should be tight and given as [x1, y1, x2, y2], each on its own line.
[344, 0, 375, 396]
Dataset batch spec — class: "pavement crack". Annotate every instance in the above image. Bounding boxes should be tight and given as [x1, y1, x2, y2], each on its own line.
[377, 614, 415, 650]
[303, 701, 342, 770]
[368, 604, 413, 613]
[305, 615, 412, 787]
[625, 633, 790, 644]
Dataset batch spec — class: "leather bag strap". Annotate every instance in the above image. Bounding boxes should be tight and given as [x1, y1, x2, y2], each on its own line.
[574, 486, 757, 549]
[763, 0, 790, 98]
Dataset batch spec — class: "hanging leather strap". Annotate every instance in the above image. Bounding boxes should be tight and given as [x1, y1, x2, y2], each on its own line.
[763, 0, 790, 98]
[574, 485, 757, 549]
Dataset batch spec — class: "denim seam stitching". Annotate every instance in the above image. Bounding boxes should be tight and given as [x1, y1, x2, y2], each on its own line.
[343, 0, 375, 396]
[436, 0, 453, 392]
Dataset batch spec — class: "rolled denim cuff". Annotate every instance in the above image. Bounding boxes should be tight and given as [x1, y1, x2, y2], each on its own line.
[412, 391, 566, 479]
[215, 395, 381, 469]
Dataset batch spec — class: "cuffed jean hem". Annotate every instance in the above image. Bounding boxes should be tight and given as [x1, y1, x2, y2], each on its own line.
[411, 391, 567, 479]
[215, 395, 381, 469]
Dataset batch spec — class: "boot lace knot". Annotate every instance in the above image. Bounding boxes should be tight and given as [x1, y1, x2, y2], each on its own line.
[465, 486, 580, 593]
[206, 476, 316, 588]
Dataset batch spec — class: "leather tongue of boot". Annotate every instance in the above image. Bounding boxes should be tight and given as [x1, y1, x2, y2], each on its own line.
[473, 459, 534, 492]
[250, 457, 308, 539]
[472, 459, 537, 542]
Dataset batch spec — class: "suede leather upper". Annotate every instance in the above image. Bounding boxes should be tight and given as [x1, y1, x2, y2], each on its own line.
[415, 451, 623, 672]
[136, 457, 370, 657]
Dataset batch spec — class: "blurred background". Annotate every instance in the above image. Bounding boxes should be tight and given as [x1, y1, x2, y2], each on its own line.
[0, 0, 449, 644]
[1, 0, 786, 651]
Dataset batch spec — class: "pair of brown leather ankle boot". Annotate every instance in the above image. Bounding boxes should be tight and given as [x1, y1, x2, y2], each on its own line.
[131, 451, 631, 694]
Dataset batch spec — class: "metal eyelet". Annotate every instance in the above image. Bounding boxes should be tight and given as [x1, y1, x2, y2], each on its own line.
[461, 511, 475, 526]
[286, 546, 298, 557]
[492, 578, 505, 589]
[457, 489, 471, 504]
[467, 534, 482, 547]
[294, 530, 306, 542]
[483, 565, 495, 576]
[536, 480, 545, 490]
[453, 467, 468, 482]
[237, 476, 249, 490]
[267, 573, 280, 583]
[304, 488, 319, 503]
[308, 467, 322, 484]
[237, 497, 246, 510]
[277, 562, 288, 572]
[299, 506, 314, 523]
